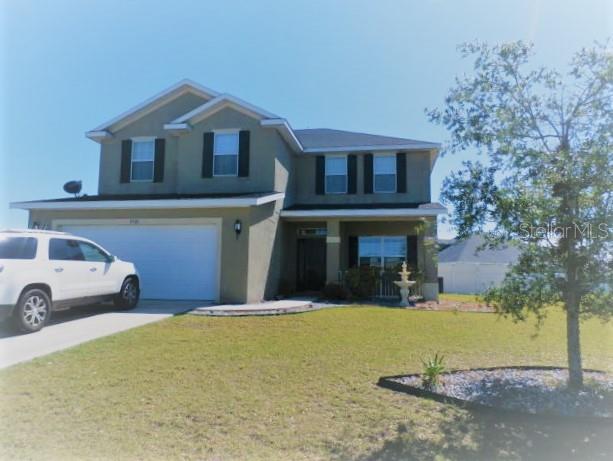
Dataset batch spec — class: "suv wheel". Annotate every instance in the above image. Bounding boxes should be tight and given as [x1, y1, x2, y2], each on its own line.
[114, 277, 140, 310]
[14, 289, 51, 333]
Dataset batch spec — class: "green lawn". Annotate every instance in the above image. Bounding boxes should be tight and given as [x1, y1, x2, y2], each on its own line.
[1, 306, 612, 460]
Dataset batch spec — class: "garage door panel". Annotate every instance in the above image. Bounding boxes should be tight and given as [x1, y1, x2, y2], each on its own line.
[61, 224, 219, 301]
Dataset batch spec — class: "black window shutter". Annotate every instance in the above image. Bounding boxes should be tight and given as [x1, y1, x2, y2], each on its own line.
[202, 132, 214, 178]
[120, 140, 132, 183]
[363, 153, 373, 194]
[238, 130, 250, 177]
[347, 154, 357, 194]
[315, 156, 325, 195]
[406, 235, 418, 266]
[396, 152, 407, 193]
[348, 236, 358, 268]
[153, 138, 165, 183]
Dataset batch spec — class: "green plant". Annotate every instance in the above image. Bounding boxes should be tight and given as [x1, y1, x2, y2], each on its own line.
[321, 283, 349, 301]
[344, 266, 378, 299]
[421, 353, 446, 390]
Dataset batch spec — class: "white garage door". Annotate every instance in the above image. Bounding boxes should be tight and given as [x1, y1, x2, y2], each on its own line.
[60, 223, 219, 301]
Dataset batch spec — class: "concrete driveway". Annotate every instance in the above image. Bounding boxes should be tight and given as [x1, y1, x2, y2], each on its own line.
[0, 300, 208, 370]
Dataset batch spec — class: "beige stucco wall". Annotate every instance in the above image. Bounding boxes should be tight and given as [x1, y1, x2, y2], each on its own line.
[99, 92, 208, 195]
[98, 102, 295, 200]
[56, 92, 439, 303]
[293, 151, 432, 205]
[175, 108, 293, 196]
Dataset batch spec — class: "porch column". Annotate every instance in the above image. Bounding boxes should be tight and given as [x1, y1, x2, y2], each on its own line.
[326, 219, 341, 283]
[421, 218, 439, 301]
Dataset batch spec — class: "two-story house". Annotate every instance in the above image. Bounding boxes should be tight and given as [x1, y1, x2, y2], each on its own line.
[12, 80, 445, 303]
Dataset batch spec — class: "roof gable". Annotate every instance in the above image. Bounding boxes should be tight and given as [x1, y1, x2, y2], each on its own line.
[86, 79, 218, 141]
[166, 93, 279, 127]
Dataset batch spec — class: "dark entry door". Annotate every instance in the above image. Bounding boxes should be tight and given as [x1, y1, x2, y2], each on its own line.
[296, 238, 327, 291]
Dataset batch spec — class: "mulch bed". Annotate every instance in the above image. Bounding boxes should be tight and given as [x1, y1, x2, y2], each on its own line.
[379, 366, 613, 422]
[413, 299, 494, 312]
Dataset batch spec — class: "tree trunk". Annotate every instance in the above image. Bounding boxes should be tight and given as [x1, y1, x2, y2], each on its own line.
[565, 296, 583, 389]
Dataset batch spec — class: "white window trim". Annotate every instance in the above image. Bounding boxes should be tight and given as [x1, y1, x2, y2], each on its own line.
[213, 129, 239, 177]
[130, 137, 155, 183]
[358, 236, 406, 270]
[373, 153, 397, 194]
[325, 154, 348, 194]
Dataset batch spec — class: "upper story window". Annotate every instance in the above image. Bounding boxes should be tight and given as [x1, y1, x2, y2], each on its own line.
[325, 156, 347, 194]
[131, 139, 155, 181]
[374, 154, 396, 193]
[214, 131, 239, 176]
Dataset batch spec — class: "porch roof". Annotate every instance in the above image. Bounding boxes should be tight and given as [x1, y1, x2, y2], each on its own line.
[280, 202, 446, 219]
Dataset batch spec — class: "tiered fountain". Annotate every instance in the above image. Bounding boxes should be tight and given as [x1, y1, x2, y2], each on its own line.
[394, 261, 416, 307]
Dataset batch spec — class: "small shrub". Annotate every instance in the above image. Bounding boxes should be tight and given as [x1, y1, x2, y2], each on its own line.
[421, 353, 445, 390]
[322, 283, 349, 301]
[345, 266, 378, 299]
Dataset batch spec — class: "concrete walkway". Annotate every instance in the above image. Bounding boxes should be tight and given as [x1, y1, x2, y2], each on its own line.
[190, 299, 316, 316]
[0, 300, 203, 370]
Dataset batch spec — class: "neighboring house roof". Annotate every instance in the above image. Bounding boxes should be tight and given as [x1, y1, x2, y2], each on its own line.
[438, 235, 521, 264]
[294, 128, 440, 152]
[85, 79, 441, 154]
[437, 238, 456, 251]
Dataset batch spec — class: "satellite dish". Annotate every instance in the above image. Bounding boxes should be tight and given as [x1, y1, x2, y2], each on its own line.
[63, 180, 82, 197]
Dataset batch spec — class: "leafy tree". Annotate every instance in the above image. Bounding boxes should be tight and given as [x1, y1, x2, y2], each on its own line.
[428, 41, 612, 389]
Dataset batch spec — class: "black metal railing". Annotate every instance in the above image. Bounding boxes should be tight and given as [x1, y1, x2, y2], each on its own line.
[338, 270, 423, 300]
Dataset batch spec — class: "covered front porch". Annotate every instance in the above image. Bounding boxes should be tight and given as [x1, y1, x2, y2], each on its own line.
[280, 209, 441, 301]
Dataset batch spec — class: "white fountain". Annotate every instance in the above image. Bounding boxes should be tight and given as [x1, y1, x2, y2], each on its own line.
[394, 261, 416, 307]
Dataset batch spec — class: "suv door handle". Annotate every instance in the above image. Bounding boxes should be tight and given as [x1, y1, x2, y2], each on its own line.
[54, 267, 64, 273]
[89, 267, 97, 272]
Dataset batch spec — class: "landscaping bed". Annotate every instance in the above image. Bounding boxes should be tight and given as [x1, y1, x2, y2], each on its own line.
[380, 366, 613, 420]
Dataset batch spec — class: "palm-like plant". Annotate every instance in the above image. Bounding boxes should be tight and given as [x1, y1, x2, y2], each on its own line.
[421, 353, 445, 390]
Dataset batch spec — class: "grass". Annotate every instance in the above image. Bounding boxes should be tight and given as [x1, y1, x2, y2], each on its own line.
[0, 306, 612, 460]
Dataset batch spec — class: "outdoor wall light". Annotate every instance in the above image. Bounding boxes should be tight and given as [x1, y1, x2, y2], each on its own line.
[234, 219, 242, 237]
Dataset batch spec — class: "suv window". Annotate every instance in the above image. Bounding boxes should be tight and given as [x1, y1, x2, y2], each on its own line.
[78, 241, 111, 263]
[49, 238, 85, 261]
[0, 236, 38, 259]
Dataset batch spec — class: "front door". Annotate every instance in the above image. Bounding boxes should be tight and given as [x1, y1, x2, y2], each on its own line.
[296, 238, 327, 291]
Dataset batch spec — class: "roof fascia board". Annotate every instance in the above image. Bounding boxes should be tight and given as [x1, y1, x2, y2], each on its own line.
[302, 143, 441, 153]
[86, 80, 219, 139]
[86, 130, 114, 142]
[280, 207, 446, 218]
[170, 93, 279, 126]
[10, 193, 285, 211]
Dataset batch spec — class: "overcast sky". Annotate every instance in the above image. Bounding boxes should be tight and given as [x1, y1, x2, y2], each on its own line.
[1, 0, 610, 237]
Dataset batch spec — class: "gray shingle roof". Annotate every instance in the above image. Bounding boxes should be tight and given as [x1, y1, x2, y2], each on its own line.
[293, 128, 439, 150]
[438, 235, 521, 264]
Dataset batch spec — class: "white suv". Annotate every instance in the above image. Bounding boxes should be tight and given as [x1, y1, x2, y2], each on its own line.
[0, 229, 140, 332]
